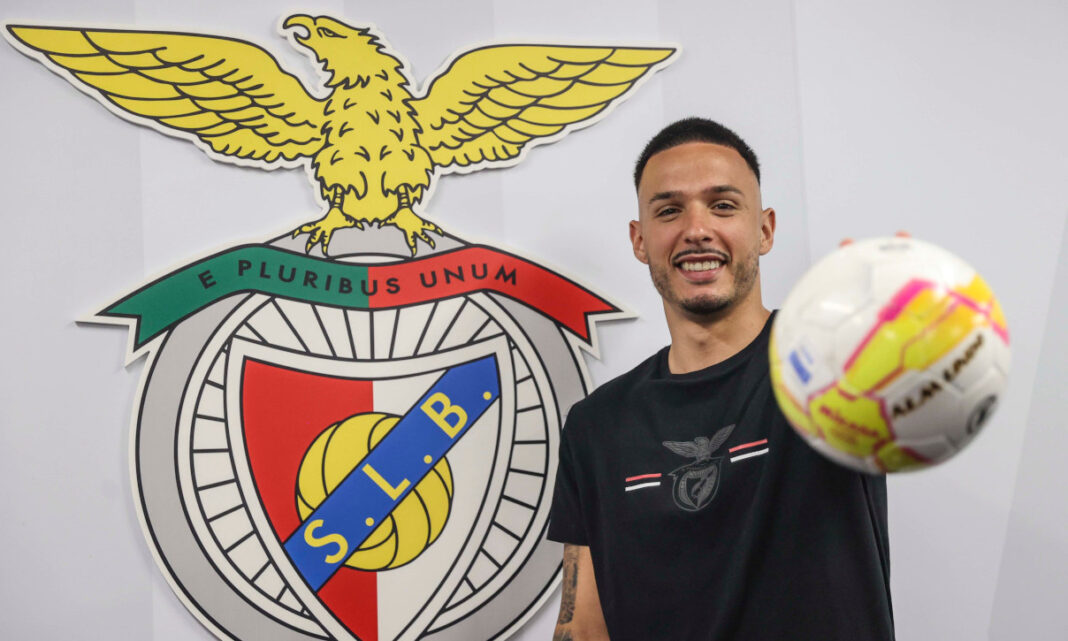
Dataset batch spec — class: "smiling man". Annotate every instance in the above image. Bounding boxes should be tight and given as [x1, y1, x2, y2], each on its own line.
[547, 118, 895, 640]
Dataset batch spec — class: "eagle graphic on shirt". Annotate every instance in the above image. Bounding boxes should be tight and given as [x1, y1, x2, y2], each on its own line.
[6, 16, 674, 255]
[663, 424, 735, 511]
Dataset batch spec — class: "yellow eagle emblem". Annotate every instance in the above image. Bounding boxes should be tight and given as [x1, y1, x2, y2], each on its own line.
[7, 15, 675, 254]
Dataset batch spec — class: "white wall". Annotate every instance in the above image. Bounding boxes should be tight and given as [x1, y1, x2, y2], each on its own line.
[1, 1, 1065, 639]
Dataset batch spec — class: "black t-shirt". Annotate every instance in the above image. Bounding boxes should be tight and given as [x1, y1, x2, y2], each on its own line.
[548, 315, 894, 640]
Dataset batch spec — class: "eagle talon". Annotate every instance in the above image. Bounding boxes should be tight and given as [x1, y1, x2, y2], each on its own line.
[292, 207, 358, 255]
[386, 207, 443, 256]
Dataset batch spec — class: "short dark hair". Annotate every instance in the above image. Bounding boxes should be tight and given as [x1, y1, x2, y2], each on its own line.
[633, 117, 761, 188]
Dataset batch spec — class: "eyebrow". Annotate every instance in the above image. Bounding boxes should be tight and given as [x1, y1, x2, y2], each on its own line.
[647, 185, 744, 205]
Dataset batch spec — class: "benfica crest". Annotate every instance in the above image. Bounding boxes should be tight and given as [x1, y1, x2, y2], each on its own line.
[662, 425, 735, 511]
[6, 13, 675, 641]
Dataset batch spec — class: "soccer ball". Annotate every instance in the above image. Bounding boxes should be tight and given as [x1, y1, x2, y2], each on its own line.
[769, 237, 1010, 474]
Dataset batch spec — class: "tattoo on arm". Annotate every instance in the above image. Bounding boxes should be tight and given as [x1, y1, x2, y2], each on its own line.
[552, 629, 573, 641]
[558, 544, 579, 625]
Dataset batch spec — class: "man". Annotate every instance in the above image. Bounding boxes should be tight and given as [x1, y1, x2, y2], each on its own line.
[547, 118, 895, 640]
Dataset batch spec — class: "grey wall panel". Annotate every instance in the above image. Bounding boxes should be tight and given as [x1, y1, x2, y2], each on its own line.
[990, 216, 1068, 640]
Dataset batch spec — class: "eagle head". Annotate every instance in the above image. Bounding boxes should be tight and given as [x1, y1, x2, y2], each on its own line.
[283, 15, 400, 89]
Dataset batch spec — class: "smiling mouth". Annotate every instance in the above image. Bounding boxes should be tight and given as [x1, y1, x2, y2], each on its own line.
[674, 251, 728, 278]
[679, 259, 723, 272]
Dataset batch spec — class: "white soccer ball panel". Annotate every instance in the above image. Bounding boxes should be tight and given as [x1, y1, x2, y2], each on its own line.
[939, 327, 1001, 394]
[831, 304, 880, 375]
[772, 323, 838, 402]
[882, 371, 965, 444]
[793, 256, 875, 331]
[869, 237, 977, 297]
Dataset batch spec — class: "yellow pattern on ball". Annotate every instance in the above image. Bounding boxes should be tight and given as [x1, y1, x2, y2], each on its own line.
[295, 412, 454, 570]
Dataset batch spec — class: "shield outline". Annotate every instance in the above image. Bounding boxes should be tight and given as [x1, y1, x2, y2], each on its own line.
[225, 331, 516, 641]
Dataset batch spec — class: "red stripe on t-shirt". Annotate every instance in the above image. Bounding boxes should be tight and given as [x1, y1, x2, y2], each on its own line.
[625, 473, 662, 482]
[729, 439, 768, 453]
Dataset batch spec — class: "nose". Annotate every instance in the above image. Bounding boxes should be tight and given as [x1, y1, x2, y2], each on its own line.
[681, 206, 714, 244]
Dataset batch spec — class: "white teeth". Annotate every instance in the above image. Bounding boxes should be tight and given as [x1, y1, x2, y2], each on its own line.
[680, 260, 722, 272]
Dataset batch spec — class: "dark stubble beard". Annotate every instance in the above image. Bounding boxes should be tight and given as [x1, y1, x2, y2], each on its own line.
[649, 250, 760, 316]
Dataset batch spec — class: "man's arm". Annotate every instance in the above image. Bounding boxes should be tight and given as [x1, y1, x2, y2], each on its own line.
[553, 544, 609, 640]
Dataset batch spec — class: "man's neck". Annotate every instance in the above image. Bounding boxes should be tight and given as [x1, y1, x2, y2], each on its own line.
[664, 302, 771, 374]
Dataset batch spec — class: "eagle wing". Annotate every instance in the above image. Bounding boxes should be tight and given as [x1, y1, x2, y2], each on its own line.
[706, 424, 736, 454]
[7, 25, 325, 166]
[412, 44, 675, 171]
[663, 440, 702, 459]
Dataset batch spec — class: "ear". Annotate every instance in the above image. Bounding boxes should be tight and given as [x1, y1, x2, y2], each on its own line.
[629, 219, 649, 264]
[759, 208, 776, 255]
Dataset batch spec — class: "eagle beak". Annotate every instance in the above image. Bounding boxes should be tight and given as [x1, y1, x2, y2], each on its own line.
[283, 15, 314, 42]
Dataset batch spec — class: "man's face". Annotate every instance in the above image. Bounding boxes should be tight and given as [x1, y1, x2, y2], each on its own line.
[631, 142, 775, 319]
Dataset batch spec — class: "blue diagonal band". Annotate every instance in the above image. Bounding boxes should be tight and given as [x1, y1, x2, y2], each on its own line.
[283, 355, 500, 590]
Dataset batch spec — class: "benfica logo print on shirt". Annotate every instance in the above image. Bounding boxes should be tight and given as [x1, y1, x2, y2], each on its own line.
[662, 424, 735, 511]
[623, 429, 771, 511]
